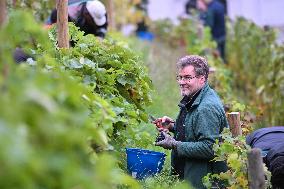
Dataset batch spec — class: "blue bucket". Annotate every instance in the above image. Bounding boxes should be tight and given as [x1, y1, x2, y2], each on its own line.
[126, 148, 166, 179]
[136, 31, 155, 41]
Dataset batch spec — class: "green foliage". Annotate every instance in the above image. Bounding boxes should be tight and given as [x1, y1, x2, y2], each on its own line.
[229, 101, 246, 112]
[203, 128, 250, 188]
[140, 172, 192, 189]
[203, 128, 271, 189]
[227, 17, 284, 126]
[46, 24, 155, 157]
[7, 0, 54, 22]
[0, 10, 53, 68]
[150, 19, 177, 46]
[150, 12, 216, 54]
[141, 42, 181, 118]
[0, 11, 144, 189]
[0, 64, 114, 189]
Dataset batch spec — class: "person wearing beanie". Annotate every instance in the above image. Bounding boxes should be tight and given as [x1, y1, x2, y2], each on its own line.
[47, 0, 108, 38]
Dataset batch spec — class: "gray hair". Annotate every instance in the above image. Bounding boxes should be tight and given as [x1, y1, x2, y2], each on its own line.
[176, 55, 209, 81]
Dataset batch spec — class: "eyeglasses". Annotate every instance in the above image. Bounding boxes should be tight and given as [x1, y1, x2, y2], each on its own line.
[176, 75, 197, 82]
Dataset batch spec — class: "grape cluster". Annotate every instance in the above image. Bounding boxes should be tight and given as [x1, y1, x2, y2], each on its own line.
[155, 132, 165, 143]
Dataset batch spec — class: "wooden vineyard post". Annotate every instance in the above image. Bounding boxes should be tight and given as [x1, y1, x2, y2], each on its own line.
[57, 0, 69, 48]
[0, 0, 7, 28]
[106, 0, 115, 31]
[247, 148, 266, 189]
[227, 112, 242, 137]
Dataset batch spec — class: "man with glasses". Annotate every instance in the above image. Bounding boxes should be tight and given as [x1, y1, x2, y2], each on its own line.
[153, 55, 228, 189]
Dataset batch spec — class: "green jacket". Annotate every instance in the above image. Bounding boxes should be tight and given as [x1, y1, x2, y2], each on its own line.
[174, 83, 228, 189]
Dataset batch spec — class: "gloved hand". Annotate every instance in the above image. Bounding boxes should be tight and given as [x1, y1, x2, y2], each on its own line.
[152, 116, 175, 133]
[155, 132, 181, 150]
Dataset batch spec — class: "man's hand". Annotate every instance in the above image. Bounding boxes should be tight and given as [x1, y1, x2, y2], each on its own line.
[155, 132, 181, 150]
[152, 116, 175, 133]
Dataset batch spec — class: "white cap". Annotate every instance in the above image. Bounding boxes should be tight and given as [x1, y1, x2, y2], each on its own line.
[86, 0, 107, 26]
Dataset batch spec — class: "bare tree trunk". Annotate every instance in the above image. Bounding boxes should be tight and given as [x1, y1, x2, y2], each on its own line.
[57, 0, 69, 48]
[106, 0, 115, 31]
[227, 112, 242, 137]
[247, 148, 266, 189]
[0, 0, 7, 28]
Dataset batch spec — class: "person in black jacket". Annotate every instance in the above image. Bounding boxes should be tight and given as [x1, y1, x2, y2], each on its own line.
[13, 48, 33, 64]
[197, 0, 226, 61]
[246, 126, 284, 189]
[47, 0, 108, 38]
[266, 144, 284, 189]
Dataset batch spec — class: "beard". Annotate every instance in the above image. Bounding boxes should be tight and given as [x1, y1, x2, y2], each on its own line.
[180, 86, 194, 97]
[179, 84, 203, 97]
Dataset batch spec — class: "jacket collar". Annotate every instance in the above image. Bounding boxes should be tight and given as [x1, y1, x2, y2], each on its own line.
[191, 82, 209, 107]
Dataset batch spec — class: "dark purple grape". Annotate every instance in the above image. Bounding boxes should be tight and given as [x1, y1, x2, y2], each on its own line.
[155, 132, 165, 143]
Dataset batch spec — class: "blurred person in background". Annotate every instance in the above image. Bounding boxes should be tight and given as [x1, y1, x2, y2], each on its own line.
[46, 0, 108, 38]
[185, 0, 197, 15]
[197, 0, 226, 61]
[14, 0, 108, 63]
[135, 0, 154, 41]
